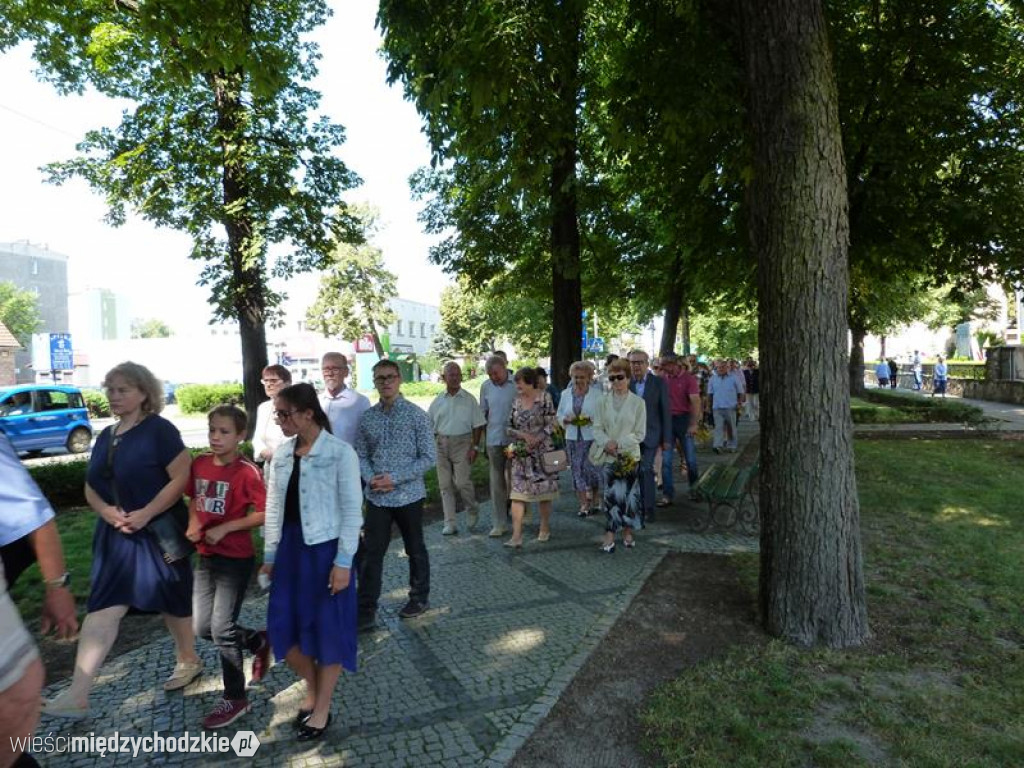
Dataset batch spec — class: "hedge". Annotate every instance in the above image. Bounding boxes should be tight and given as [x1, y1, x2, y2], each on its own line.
[176, 383, 244, 414]
[81, 389, 110, 418]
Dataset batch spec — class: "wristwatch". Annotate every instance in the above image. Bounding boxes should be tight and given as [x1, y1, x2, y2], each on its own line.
[44, 571, 71, 589]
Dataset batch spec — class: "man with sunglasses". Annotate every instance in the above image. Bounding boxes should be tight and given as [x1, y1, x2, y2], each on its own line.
[354, 360, 436, 629]
[318, 352, 370, 446]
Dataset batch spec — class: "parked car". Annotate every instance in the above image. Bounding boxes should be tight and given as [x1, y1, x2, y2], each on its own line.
[0, 384, 94, 455]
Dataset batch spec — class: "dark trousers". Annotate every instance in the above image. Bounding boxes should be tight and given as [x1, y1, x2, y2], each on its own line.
[358, 498, 430, 615]
[662, 412, 699, 499]
[638, 443, 659, 514]
[193, 554, 261, 700]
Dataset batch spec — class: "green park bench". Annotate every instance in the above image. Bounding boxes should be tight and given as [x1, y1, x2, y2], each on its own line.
[690, 460, 760, 534]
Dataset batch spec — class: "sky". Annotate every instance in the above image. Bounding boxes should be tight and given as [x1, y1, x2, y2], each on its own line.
[0, 0, 449, 333]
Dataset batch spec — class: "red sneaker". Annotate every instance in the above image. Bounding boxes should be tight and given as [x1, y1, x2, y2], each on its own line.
[202, 698, 250, 729]
[251, 630, 270, 683]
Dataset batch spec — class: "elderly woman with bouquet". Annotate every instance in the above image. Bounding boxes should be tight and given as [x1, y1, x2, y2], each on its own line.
[589, 358, 647, 553]
[556, 360, 603, 517]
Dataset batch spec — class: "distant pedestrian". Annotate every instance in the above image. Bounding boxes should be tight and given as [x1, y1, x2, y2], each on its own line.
[708, 359, 745, 453]
[627, 350, 671, 522]
[355, 360, 436, 628]
[932, 355, 948, 398]
[912, 351, 923, 391]
[887, 357, 898, 389]
[187, 405, 270, 730]
[556, 360, 603, 517]
[660, 355, 702, 504]
[504, 367, 560, 547]
[428, 362, 486, 535]
[479, 355, 517, 537]
[874, 359, 890, 389]
[743, 359, 760, 421]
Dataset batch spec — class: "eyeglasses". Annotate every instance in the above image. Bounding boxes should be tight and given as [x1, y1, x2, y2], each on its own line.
[627, 359, 646, 365]
[373, 374, 400, 384]
[322, 366, 346, 374]
[274, 409, 298, 420]
[607, 374, 627, 382]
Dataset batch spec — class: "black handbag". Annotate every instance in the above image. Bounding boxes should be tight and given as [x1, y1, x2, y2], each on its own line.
[104, 425, 194, 563]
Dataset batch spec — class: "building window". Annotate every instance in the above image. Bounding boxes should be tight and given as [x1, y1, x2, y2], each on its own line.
[395, 320, 402, 336]
[420, 322, 426, 338]
[408, 321, 415, 336]
[430, 324, 436, 336]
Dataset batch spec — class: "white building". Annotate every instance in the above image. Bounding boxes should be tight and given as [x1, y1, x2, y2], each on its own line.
[387, 297, 440, 356]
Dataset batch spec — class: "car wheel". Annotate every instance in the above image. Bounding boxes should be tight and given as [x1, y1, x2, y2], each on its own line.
[67, 427, 92, 454]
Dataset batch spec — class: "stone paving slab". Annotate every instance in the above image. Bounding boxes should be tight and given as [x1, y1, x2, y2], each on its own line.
[35, 420, 761, 766]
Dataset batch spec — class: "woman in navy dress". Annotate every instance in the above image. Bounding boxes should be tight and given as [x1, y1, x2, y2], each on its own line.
[43, 362, 198, 718]
[260, 383, 362, 740]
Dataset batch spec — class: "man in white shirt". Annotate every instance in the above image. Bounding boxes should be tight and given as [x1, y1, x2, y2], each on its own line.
[319, 352, 370, 445]
[428, 362, 486, 535]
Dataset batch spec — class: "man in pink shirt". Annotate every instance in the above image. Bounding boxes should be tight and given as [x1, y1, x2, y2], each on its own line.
[660, 355, 702, 504]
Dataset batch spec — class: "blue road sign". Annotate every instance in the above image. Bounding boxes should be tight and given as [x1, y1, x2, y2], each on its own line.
[50, 333, 73, 371]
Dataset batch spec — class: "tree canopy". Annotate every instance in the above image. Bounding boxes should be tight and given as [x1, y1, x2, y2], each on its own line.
[0, 281, 42, 345]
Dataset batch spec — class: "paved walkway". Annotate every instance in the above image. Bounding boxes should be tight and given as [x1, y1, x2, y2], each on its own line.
[36, 420, 761, 767]
[853, 389, 1024, 434]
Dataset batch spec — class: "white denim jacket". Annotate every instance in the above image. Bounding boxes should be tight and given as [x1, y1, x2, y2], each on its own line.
[264, 429, 362, 569]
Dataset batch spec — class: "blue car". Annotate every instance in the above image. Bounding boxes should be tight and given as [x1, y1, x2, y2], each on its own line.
[0, 384, 94, 455]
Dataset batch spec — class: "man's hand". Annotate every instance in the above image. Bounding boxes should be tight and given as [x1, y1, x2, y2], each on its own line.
[370, 474, 395, 492]
[40, 587, 78, 640]
[467, 446, 479, 462]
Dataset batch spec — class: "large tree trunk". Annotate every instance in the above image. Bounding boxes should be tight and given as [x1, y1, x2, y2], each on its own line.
[740, 0, 869, 647]
[660, 252, 685, 356]
[547, 2, 583, 391]
[550, 139, 582, 390]
[680, 305, 691, 356]
[849, 320, 867, 395]
[215, 69, 269, 436]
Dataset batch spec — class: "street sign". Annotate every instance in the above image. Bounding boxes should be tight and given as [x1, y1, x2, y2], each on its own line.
[587, 337, 604, 353]
[49, 333, 73, 371]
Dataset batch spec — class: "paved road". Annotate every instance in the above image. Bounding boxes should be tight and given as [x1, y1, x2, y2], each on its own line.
[35, 421, 761, 767]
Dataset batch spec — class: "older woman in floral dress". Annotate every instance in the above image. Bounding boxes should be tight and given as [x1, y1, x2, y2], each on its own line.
[589, 358, 646, 553]
[556, 360, 602, 517]
[504, 367, 559, 548]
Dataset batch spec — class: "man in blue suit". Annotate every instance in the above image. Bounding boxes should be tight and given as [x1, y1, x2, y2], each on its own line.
[627, 350, 672, 522]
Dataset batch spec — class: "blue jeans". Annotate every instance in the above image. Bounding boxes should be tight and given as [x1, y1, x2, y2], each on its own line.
[661, 412, 699, 499]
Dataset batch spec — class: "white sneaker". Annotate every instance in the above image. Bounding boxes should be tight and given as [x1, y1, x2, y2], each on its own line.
[441, 523, 457, 536]
[488, 527, 507, 538]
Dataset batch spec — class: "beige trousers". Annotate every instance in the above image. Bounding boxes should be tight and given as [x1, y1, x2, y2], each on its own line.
[436, 433, 478, 525]
[486, 445, 510, 529]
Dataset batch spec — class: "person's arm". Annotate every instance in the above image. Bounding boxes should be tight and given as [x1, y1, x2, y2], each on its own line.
[659, 380, 672, 450]
[185, 466, 202, 542]
[121, 449, 192, 533]
[85, 481, 127, 530]
[205, 468, 267, 544]
[687, 393, 702, 433]
[252, 402, 270, 461]
[590, 397, 616, 457]
[261, 453, 282, 571]
[27, 520, 78, 638]
[354, 415, 376, 482]
[630, 397, 648, 456]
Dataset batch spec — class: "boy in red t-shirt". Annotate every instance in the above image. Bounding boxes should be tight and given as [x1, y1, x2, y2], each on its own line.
[186, 405, 268, 729]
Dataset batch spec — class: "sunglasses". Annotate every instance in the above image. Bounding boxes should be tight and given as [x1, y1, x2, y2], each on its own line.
[607, 374, 627, 382]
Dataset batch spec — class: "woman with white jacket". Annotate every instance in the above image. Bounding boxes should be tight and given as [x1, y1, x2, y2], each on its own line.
[259, 383, 362, 741]
[589, 358, 647, 553]
[556, 360, 604, 517]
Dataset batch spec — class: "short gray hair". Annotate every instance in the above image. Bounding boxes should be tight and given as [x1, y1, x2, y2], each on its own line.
[485, 355, 506, 373]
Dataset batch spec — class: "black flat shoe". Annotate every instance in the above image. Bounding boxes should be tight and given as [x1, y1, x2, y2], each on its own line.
[296, 712, 332, 741]
[292, 708, 312, 729]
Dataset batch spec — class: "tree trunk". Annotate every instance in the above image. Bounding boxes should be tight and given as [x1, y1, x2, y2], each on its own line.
[681, 305, 691, 356]
[547, 2, 583, 391]
[879, 334, 887, 359]
[849, 321, 866, 395]
[660, 252, 685, 356]
[215, 69, 269, 437]
[740, 0, 869, 647]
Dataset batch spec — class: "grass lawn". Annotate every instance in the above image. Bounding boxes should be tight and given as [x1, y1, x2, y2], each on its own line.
[641, 439, 1024, 767]
[851, 390, 986, 424]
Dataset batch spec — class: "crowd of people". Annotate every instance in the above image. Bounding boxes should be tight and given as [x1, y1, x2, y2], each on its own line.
[2, 348, 759, 762]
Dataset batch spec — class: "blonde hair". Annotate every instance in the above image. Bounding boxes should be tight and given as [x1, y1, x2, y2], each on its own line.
[607, 358, 632, 377]
[103, 361, 165, 415]
[569, 360, 595, 378]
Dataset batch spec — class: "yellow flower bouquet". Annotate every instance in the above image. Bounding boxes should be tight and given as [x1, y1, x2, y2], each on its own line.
[610, 453, 638, 479]
[568, 414, 592, 428]
[504, 441, 529, 459]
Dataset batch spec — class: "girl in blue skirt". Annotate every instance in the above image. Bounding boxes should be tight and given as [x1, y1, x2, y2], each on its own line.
[260, 383, 363, 741]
